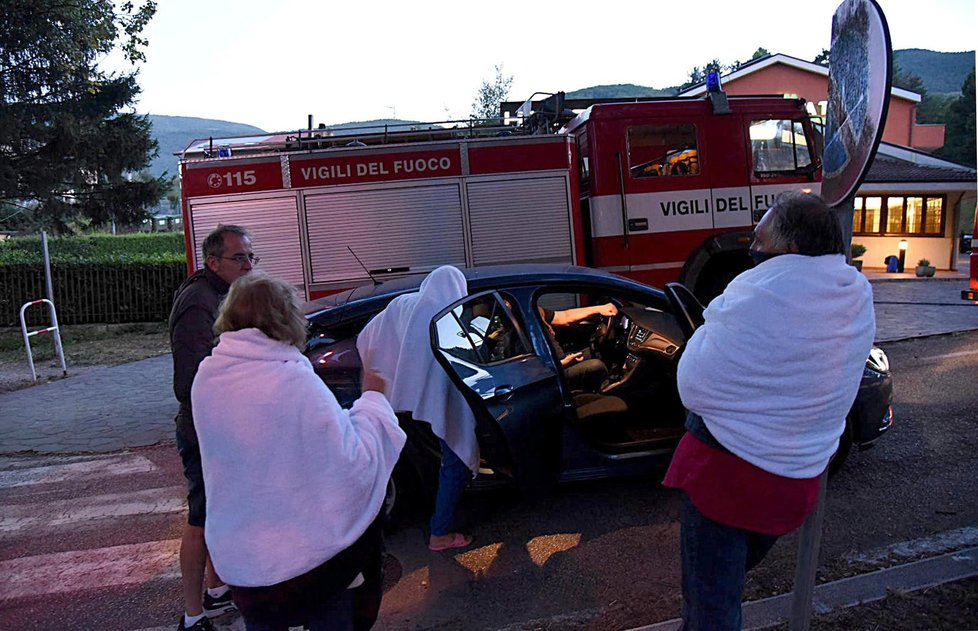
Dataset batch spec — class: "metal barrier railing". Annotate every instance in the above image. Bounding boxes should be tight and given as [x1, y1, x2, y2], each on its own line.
[19, 298, 67, 382]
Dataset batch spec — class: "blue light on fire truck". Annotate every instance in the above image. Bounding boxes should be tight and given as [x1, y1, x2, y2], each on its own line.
[706, 71, 722, 93]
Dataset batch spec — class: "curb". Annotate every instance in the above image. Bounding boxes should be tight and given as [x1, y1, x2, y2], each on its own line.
[631, 546, 978, 631]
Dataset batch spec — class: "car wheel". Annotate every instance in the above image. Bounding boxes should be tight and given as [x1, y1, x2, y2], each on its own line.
[828, 416, 854, 476]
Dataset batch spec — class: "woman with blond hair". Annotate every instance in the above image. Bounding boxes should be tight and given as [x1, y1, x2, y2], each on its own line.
[191, 272, 406, 631]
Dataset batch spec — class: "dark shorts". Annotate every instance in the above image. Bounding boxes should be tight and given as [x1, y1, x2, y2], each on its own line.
[175, 428, 206, 528]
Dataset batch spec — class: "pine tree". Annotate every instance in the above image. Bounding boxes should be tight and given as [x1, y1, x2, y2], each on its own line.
[0, 0, 164, 233]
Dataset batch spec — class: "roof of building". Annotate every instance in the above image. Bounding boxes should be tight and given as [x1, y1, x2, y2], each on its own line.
[678, 53, 922, 103]
[864, 154, 977, 184]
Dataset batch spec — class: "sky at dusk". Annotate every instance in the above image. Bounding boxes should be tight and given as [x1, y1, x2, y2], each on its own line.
[103, 0, 977, 132]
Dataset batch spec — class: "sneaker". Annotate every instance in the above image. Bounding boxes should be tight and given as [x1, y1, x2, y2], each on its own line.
[202, 589, 236, 618]
[176, 615, 215, 631]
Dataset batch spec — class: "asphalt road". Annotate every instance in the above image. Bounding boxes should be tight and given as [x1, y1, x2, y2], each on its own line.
[2, 330, 976, 631]
[375, 333, 978, 630]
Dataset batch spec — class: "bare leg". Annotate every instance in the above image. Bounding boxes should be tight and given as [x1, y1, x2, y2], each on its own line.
[180, 524, 207, 616]
[204, 554, 223, 589]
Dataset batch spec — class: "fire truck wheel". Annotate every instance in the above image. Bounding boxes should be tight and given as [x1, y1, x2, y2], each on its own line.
[693, 254, 752, 303]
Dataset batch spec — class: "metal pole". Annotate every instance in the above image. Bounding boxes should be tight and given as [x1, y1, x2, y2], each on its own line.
[788, 194, 855, 628]
[41, 232, 66, 375]
[789, 468, 828, 630]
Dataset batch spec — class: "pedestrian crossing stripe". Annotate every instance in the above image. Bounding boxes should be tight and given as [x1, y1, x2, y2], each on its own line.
[0, 454, 158, 488]
[0, 539, 180, 601]
[1, 485, 185, 533]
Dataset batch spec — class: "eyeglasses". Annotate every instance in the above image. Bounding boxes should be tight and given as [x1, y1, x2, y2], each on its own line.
[219, 254, 261, 264]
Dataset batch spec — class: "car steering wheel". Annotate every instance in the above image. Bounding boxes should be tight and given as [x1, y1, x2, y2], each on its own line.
[589, 311, 622, 357]
[664, 282, 705, 339]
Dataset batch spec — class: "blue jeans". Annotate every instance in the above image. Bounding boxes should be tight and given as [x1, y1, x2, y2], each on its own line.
[239, 587, 354, 631]
[679, 493, 780, 631]
[430, 440, 470, 536]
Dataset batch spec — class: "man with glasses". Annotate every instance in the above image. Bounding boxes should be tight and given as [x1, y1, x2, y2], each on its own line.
[169, 224, 256, 630]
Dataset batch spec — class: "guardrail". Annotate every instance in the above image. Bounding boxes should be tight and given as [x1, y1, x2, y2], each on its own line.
[19, 298, 67, 382]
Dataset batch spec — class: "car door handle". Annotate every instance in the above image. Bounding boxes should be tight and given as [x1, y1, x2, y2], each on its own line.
[493, 385, 514, 398]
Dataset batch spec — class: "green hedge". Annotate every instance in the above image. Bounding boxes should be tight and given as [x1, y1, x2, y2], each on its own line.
[0, 233, 186, 265]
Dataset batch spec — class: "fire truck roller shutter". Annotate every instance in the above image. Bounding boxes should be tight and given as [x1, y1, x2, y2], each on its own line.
[303, 183, 466, 285]
[466, 176, 574, 266]
[188, 195, 305, 294]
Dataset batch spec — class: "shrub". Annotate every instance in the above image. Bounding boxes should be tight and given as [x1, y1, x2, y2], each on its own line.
[917, 258, 931, 267]
[850, 243, 867, 259]
[0, 233, 186, 265]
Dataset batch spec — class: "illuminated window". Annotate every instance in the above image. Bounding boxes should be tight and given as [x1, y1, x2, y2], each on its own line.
[886, 197, 904, 233]
[627, 124, 699, 178]
[864, 197, 882, 233]
[854, 195, 945, 236]
[925, 198, 943, 234]
[905, 197, 922, 233]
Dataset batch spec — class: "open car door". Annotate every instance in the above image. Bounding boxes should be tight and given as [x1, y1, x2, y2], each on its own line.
[430, 290, 565, 490]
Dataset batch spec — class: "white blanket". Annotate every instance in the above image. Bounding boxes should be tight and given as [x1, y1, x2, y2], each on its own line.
[677, 254, 875, 478]
[192, 328, 406, 587]
[356, 266, 480, 474]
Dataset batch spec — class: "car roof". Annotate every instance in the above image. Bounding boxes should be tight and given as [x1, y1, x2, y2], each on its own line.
[303, 264, 662, 323]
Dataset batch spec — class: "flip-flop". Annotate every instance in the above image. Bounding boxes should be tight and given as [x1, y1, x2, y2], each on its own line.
[428, 532, 473, 551]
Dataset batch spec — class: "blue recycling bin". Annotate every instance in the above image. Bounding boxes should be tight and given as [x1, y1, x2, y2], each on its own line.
[885, 255, 899, 272]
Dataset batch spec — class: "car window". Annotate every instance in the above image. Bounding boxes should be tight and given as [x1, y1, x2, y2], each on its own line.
[435, 292, 528, 365]
[750, 119, 813, 175]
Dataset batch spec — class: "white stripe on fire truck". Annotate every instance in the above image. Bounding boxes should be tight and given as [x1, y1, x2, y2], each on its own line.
[590, 183, 821, 239]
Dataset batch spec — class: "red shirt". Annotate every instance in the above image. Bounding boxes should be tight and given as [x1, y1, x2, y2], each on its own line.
[663, 433, 821, 535]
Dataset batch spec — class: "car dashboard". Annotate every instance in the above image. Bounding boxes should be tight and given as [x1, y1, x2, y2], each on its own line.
[623, 306, 686, 359]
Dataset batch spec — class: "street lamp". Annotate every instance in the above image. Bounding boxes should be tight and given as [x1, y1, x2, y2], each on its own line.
[898, 239, 908, 273]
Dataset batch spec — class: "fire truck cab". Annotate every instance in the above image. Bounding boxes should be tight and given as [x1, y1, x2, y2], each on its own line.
[565, 95, 821, 298]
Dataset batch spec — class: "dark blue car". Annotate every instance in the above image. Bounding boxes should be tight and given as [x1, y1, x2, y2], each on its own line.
[303, 265, 893, 515]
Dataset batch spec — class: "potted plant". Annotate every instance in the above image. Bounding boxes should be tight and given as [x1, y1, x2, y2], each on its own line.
[850, 243, 866, 271]
[915, 258, 936, 277]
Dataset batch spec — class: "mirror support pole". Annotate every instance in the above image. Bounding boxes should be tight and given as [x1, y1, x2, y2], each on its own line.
[788, 468, 828, 630]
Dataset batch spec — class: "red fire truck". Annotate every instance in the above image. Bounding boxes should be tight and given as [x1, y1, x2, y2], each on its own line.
[179, 89, 822, 300]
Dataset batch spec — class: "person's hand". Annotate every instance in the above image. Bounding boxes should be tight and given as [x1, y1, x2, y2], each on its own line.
[561, 352, 584, 367]
[597, 303, 618, 317]
[361, 367, 387, 394]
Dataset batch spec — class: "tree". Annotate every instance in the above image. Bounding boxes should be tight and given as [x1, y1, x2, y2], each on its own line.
[813, 49, 830, 66]
[0, 0, 164, 234]
[938, 70, 976, 166]
[471, 64, 513, 121]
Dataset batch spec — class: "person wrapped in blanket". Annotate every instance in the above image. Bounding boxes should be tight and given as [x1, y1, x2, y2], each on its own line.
[192, 272, 406, 631]
[357, 266, 479, 552]
[663, 192, 875, 631]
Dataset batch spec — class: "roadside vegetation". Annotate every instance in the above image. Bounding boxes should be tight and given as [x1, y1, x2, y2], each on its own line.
[0, 322, 170, 392]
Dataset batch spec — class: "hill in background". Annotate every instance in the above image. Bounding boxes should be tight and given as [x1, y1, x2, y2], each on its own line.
[893, 49, 975, 94]
[147, 115, 266, 179]
[566, 84, 675, 99]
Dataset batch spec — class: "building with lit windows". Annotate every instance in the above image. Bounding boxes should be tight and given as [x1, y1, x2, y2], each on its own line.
[680, 53, 976, 271]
